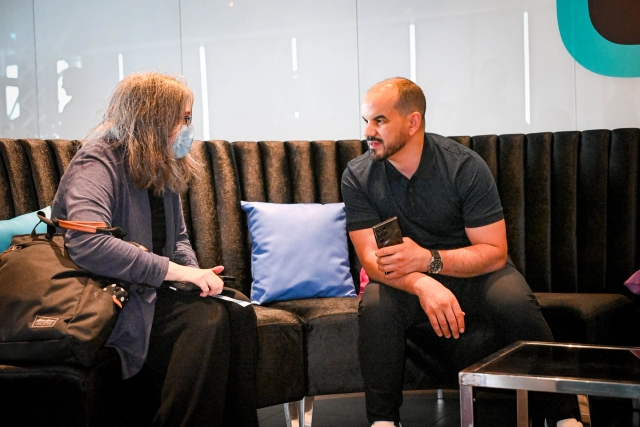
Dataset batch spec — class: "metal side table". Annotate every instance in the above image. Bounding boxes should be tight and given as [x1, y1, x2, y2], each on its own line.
[459, 341, 640, 427]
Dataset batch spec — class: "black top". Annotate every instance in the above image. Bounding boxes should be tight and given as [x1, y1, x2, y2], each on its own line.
[341, 133, 503, 250]
[148, 189, 167, 256]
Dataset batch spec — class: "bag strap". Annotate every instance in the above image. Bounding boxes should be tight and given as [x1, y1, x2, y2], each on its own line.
[33, 211, 126, 239]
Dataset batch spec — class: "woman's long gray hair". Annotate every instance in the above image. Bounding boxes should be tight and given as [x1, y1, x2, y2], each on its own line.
[87, 72, 199, 195]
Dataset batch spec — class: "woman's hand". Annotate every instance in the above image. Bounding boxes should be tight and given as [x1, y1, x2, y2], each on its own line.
[165, 262, 225, 297]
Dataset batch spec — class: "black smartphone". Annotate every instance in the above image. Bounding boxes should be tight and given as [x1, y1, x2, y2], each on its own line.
[372, 216, 403, 249]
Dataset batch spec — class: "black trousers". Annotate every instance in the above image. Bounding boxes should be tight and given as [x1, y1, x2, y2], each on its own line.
[146, 288, 259, 427]
[359, 261, 576, 424]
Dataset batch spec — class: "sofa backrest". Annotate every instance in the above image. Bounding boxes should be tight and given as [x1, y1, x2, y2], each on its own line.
[448, 129, 639, 295]
[229, 140, 369, 293]
[0, 139, 79, 218]
[1, 129, 638, 297]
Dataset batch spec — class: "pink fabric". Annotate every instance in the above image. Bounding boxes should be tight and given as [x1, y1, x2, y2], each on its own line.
[359, 268, 370, 296]
[624, 270, 640, 295]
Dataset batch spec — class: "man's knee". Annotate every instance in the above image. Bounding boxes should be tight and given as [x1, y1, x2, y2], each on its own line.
[360, 281, 398, 316]
[478, 265, 553, 342]
[359, 281, 420, 328]
[483, 264, 538, 310]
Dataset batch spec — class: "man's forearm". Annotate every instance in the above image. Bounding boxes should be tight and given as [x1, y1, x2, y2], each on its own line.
[367, 242, 505, 289]
[363, 256, 431, 296]
[438, 243, 507, 278]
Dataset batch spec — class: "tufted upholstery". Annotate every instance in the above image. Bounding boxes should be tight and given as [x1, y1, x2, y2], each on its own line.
[0, 130, 638, 425]
[449, 130, 639, 294]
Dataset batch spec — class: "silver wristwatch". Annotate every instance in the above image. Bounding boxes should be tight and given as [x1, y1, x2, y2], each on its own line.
[429, 249, 443, 274]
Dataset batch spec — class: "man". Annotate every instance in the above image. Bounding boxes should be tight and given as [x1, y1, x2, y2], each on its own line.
[341, 78, 581, 427]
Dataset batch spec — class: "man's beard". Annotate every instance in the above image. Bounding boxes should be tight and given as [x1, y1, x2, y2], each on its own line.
[368, 130, 409, 161]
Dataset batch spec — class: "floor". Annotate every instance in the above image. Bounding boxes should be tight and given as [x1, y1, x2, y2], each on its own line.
[258, 390, 638, 427]
[257, 389, 514, 427]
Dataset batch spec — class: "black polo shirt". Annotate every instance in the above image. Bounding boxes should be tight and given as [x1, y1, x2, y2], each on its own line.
[341, 133, 503, 250]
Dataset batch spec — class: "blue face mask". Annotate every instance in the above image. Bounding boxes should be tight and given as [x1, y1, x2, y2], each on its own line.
[172, 124, 194, 159]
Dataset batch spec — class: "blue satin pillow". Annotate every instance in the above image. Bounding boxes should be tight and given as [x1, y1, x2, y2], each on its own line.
[241, 201, 356, 305]
[0, 206, 52, 252]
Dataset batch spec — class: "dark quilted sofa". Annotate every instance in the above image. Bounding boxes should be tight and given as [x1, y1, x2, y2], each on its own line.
[0, 129, 638, 426]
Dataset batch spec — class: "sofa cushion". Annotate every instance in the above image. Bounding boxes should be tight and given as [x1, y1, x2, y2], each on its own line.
[536, 292, 635, 345]
[241, 201, 356, 304]
[254, 305, 306, 407]
[269, 297, 362, 396]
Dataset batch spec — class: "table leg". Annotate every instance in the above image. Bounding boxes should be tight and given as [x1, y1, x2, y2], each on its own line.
[460, 385, 475, 427]
[577, 394, 591, 427]
[517, 389, 529, 427]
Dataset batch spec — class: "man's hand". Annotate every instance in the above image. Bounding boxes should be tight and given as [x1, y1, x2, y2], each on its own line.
[374, 219, 509, 279]
[375, 237, 429, 278]
[413, 275, 465, 339]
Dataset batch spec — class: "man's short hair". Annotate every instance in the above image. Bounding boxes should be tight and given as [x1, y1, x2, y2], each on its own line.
[384, 77, 426, 122]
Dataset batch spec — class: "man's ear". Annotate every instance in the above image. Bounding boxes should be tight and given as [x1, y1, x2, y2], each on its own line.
[407, 112, 423, 136]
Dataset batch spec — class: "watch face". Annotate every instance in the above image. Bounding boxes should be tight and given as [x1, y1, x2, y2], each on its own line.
[430, 258, 443, 274]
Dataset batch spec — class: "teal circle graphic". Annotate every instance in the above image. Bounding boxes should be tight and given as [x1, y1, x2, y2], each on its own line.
[557, 0, 640, 77]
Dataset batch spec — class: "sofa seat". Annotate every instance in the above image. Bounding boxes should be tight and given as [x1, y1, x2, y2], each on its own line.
[269, 297, 363, 396]
[536, 292, 635, 345]
[253, 305, 306, 407]
[270, 295, 505, 395]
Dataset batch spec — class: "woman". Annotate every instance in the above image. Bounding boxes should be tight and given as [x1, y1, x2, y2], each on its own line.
[51, 72, 259, 427]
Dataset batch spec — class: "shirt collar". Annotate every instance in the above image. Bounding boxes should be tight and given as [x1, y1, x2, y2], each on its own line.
[384, 132, 434, 182]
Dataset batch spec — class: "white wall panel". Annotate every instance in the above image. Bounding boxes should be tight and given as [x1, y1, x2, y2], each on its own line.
[33, 0, 182, 140]
[180, 0, 361, 142]
[527, 1, 575, 133]
[576, 65, 640, 131]
[0, 0, 39, 138]
[357, 0, 578, 137]
[0, 0, 638, 142]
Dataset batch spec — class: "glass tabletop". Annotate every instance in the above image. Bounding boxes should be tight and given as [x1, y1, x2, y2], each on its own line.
[463, 341, 640, 384]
